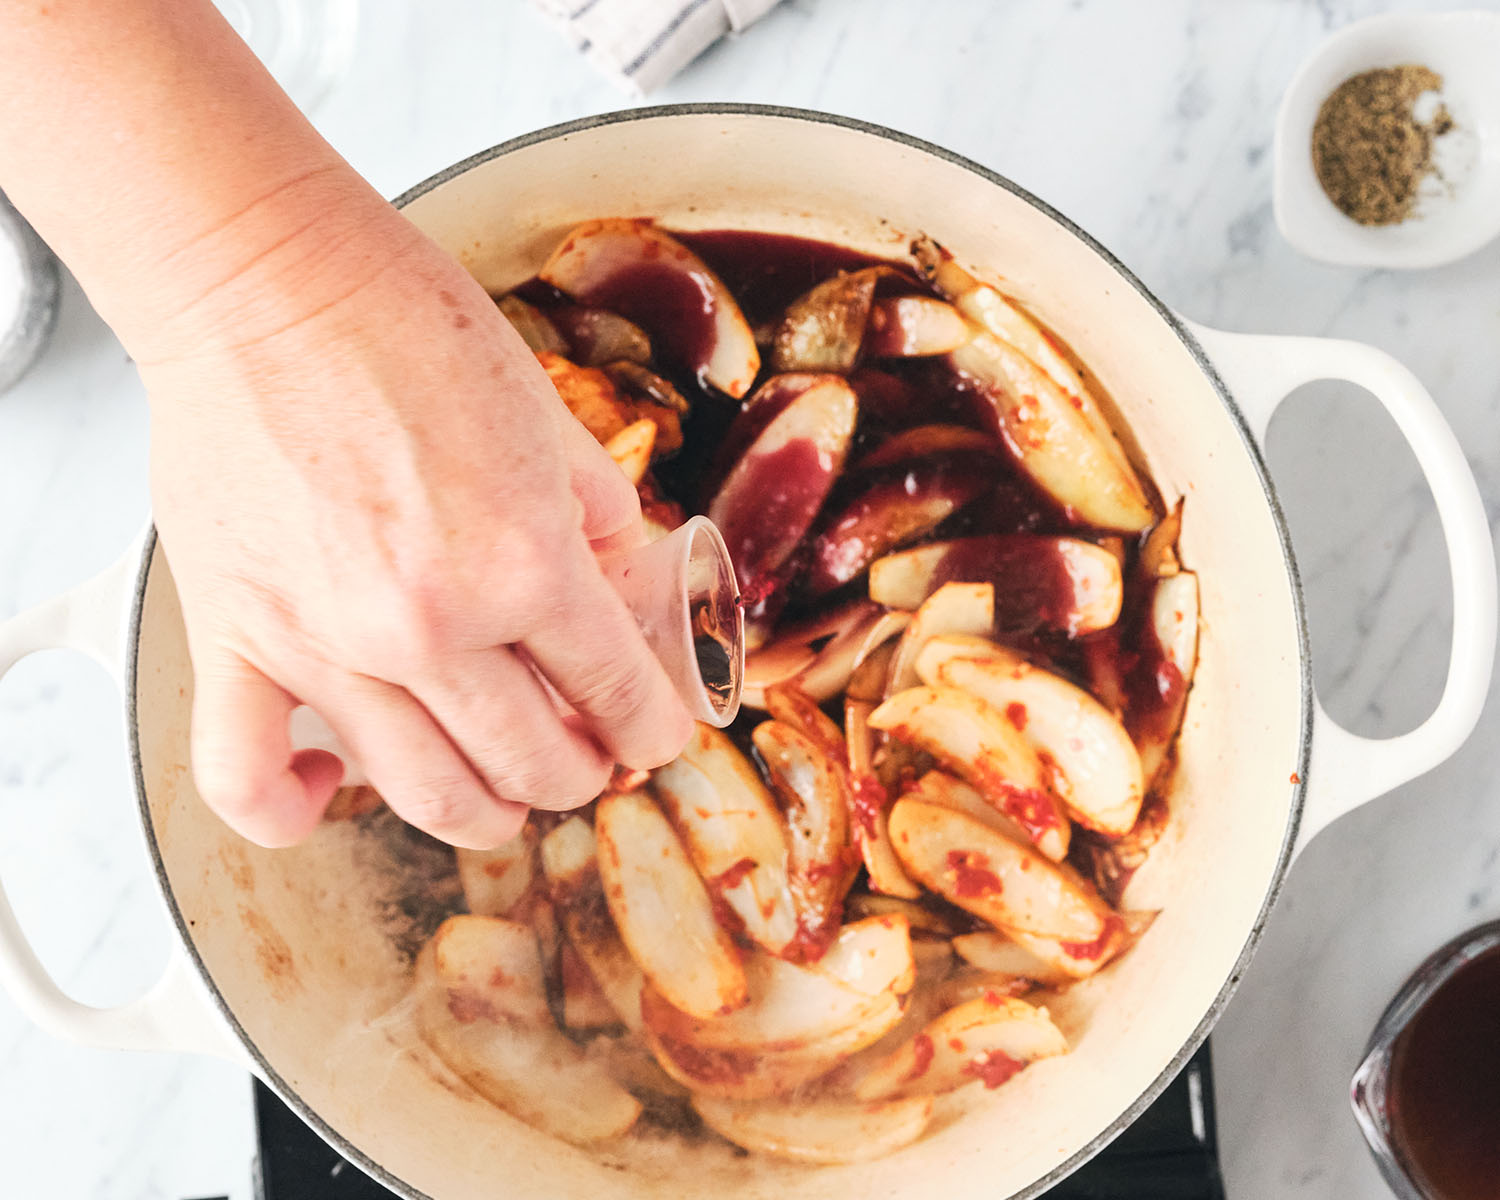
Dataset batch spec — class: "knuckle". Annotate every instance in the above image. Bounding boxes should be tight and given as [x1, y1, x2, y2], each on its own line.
[572, 663, 689, 770]
[395, 775, 484, 839]
[575, 658, 658, 727]
[491, 524, 551, 578]
[194, 760, 262, 822]
[467, 803, 532, 851]
[348, 585, 454, 677]
[492, 739, 608, 810]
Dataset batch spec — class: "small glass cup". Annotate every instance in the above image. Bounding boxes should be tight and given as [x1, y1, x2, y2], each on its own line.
[289, 516, 744, 783]
[1350, 919, 1500, 1199]
[596, 515, 743, 729]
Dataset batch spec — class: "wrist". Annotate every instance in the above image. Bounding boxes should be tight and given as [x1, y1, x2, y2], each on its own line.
[111, 163, 422, 366]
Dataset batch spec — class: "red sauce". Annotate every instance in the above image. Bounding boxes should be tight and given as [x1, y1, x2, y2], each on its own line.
[904, 1033, 936, 1082]
[714, 438, 835, 600]
[967, 760, 1065, 843]
[804, 852, 855, 885]
[963, 1049, 1027, 1089]
[676, 229, 904, 327]
[705, 860, 754, 941]
[658, 1035, 756, 1086]
[807, 467, 989, 595]
[1387, 944, 1500, 1200]
[850, 773, 890, 839]
[572, 260, 718, 386]
[782, 914, 840, 964]
[1060, 913, 1124, 962]
[929, 535, 1093, 635]
[1125, 629, 1187, 743]
[710, 857, 758, 892]
[1004, 786, 1066, 840]
[847, 368, 928, 430]
[558, 946, 591, 993]
[1154, 658, 1185, 706]
[946, 850, 1003, 898]
[447, 990, 498, 1025]
[710, 373, 819, 488]
[1005, 702, 1029, 732]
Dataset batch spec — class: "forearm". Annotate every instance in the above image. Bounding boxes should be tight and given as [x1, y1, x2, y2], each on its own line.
[0, 0, 402, 359]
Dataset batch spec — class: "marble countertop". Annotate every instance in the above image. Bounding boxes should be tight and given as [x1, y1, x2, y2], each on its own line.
[2, 1, 1497, 1197]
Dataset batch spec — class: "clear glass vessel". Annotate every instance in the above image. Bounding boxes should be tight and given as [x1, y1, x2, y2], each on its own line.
[1350, 919, 1500, 1200]
[214, 0, 359, 114]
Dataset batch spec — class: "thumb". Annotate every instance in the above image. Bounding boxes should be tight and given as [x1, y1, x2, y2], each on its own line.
[190, 648, 344, 847]
[560, 414, 648, 555]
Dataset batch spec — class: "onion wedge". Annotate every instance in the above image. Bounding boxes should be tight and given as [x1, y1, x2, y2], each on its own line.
[540, 817, 646, 1032]
[886, 798, 1107, 940]
[651, 725, 797, 956]
[869, 685, 1069, 860]
[865, 295, 969, 357]
[950, 330, 1154, 532]
[1130, 571, 1200, 789]
[455, 824, 537, 918]
[852, 993, 1067, 1101]
[603, 417, 657, 485]
[884, 582, 996, 697]
[916, 636, 1145, 836]
[596, 790, 747, 1020]
[413, 915, 642, 1143]
[753, 720, 855, 961]
[540, 219, 759, 397]
[845, 697, 921, 899]
[691, 1094, 933, 1164]
[868, 535, 1122, 636]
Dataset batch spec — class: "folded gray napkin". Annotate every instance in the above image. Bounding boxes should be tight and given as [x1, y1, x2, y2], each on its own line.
[531, 0, 783, 94]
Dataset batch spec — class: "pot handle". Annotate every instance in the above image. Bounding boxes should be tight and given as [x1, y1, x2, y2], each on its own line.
[1185, 322, 1497, 857]
[0, 536, 244, 1061]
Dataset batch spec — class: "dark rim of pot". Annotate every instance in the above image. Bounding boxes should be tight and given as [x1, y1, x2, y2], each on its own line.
[128, 102, 1312, 1200]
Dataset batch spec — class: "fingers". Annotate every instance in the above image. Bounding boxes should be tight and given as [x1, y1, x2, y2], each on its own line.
[408, 644, 613, 813]
[561, 414, 646, 554]
[190, 650, 341, 847]
[524, 547, 694, 771]
[309, 672, 530, 850]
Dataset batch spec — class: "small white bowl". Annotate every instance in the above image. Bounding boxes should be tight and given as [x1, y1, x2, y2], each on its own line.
[1274, 9, 1500, 269]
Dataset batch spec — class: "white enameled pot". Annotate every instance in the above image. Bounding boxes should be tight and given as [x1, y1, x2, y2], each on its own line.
[0, 107, 1494, 1200]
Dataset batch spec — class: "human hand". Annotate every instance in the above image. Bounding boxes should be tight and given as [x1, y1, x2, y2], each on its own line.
[139, 198, 694, 850]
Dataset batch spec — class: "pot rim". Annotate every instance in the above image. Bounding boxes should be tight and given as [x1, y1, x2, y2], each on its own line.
[126, 102, 1312, 1200]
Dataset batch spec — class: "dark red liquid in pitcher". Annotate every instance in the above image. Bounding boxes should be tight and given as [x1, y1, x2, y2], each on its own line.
[1388, 945, 1500, 1200]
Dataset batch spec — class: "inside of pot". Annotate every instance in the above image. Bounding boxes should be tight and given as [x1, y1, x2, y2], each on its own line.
[132, 110, 1306, 1200]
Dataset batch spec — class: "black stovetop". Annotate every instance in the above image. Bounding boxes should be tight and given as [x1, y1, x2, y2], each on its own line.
[250, 1041, 1225, 1199]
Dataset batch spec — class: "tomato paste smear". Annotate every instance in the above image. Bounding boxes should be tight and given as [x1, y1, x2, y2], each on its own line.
[903, 1033, 936, 1082]
[946, 850, 1003, 898]
[850, 773, 890, 839]
[963, 1049, 1027, 1090]
[1060, 913, 1125, 962]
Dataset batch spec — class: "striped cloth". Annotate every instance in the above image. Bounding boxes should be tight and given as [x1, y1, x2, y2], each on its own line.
[531, 0, 783, 94]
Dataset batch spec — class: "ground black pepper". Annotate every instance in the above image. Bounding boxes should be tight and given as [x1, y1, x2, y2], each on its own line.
[1311, 65, 1453, 226]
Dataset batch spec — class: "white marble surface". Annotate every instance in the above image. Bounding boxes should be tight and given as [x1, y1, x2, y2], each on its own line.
[2, 1, 1497, 1197]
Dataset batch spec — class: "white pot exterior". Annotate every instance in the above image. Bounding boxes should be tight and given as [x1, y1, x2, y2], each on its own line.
[3, 107, 1491, 1200]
